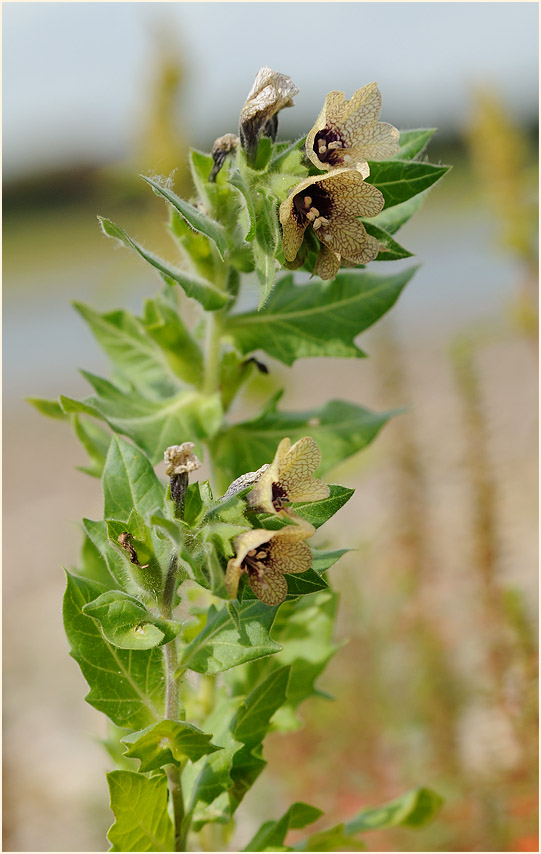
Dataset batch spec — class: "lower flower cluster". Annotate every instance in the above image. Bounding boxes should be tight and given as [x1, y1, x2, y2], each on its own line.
[225, 436, 329, 605]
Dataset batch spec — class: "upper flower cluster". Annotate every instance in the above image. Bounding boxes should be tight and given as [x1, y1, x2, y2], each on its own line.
[280, 81, 400, 279]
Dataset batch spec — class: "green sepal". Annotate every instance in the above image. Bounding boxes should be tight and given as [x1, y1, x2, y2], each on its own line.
[121, 720, 221, 772]
[107, 770, 174, 852]
[227, 170, 257, 241]
[82, 589, 182, 649]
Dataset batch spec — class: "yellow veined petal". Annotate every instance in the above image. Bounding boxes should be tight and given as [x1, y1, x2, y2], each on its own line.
[278, 436, 330, 504]
[248, 567, 288, 605]
[343, 232, 380, 265]
[314, 244, 341, 280]
[319, 216, 371, 261]
[247, 438, 291, 513]
[288, 479, 330, 504]
[268, 538, 313, 574]
[275, 516, 316, 540]
[225, 559, 243, 599]
[338, 82, 382, 129]
[279, 197, 309, 262]
[231, 528, 276, 567]
[347, 121, 400, 160]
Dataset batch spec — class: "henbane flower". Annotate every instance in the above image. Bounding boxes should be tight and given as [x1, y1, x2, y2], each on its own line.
[225, 524, 314, 605]
[279, 168, 384, 279]
[239, 66, 299, 162]
[305, 83, 400, 178]
[248, 436, 329, 516]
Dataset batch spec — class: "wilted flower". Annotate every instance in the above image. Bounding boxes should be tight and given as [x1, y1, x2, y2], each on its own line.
[248, 436, 329, 516]
[209, 133, 239, 182]
[222, 463, 270, 501]
[239, 66, 299, 162]
[279, 168, 384, 279]
[225, 523, 314, 605]
[164, 442, 201, 476]
[305, 83, 400, 178]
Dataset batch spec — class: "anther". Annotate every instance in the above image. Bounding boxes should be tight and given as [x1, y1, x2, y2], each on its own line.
[317, 140, 327, 155]
[327, 141, 343, 151]
[303, 195, 313, 209]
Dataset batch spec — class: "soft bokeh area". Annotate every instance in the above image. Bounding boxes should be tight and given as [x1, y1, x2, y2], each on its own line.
[3, 2, 538, 851]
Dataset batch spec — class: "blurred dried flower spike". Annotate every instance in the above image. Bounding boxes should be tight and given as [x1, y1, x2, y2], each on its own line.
[239, 66, 299, 162]
[164, 442, 201, 476]
[248, 436, 329, 516]
[225, 523, 315, 605]
[306, 83, 400, 178]
[209, 132, 239, 182]
[280, 168, 384, 279]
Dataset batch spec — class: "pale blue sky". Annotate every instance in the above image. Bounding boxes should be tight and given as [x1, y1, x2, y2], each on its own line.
[3, 2, 539, 178]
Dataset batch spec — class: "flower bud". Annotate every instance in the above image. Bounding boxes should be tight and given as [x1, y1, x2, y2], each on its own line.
[209, 133, 239, 182]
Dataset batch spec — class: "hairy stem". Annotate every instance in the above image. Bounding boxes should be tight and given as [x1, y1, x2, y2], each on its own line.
[161, 555, 186, 850]
[203, 310, 224, 396]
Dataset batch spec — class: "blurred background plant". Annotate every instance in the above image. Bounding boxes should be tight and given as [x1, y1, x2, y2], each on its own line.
[3, 3, 538, 851]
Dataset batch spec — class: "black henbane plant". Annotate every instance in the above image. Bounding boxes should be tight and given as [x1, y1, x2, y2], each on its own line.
[32, 67, 448, 851]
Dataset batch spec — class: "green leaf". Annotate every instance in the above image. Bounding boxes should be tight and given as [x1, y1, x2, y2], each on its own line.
[73, 414, 111, 478]
[77, 531, 117, 588]
[82, 590, 182, 649]
[253, 190, 280, 307]
[310, 548, 350, 574]
[294, 823, 365, 851]
[370, 191, 428, 235]
[293, 484, 355, 528]
[395, 128, 437, 160]
[122, 720, 220, 772]
[142, 292, 204, 387]
[107, 770, 174, 852]
[346, 787, 443, 834]
[102, 437, 165, 521]
[242, 567, 328, 601]
[79, 373, 223, 465]
[27, 397, 67, 419]
[140, 174, 228, 259]
[179, 601, 282, 675]
[98, 216, 230, 311]
[73, 302, 181, 399]
[234, 665, 290, 744]
[83, 517, 138, 592]
[244, 802, 323, 852]
[226, 268, 416, 365]
[212, 395, 394, 486]
[63, 572, 164, 728]
[367, 160, 450, 209]
[361, 222, 414, 261]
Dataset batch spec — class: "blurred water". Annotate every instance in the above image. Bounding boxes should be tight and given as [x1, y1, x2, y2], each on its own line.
[4, 206, 517, 402]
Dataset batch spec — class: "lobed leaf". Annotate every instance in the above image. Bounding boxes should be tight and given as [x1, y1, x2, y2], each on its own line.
[244, 801, 323, 852]
[346, 787, 444, 834]
[140, 174, 228, 259]
[107, 770, 174, 852]
[98, 216, 230, 311]
[77, 373, 223, 465]
[121, 720, 220, 772]
[82, 590, 182, 650]
[179, 601, 282, 675]
[211, 395, 394, 487]
[226, 268, 416, 365]
[63, 572, 164, 728]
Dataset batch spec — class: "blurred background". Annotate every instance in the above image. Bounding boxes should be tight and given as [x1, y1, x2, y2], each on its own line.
[3, 2, 538, 851]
